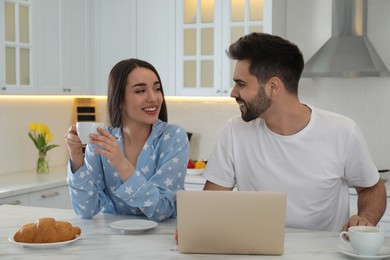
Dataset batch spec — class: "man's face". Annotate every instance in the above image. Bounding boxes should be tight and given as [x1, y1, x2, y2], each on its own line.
[231, 60, 271, 122]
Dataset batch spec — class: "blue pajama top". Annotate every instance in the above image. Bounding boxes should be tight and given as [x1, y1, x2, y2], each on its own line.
[67, 120, 190, 222]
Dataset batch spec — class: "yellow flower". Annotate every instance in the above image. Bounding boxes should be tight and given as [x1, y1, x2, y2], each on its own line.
[29, 122, 37, 132]
[36, 123, 46, 135]
[45, 133, 53, 142]
[28, 122, 59, 153]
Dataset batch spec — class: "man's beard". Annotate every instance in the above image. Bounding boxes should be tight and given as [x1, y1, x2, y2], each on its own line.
[239, 86, 271, 122]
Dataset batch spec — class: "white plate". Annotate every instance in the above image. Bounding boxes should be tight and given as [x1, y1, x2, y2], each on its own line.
[109, 219, 158, 232]
[8, 235, 81, 248]
[186, 169, 204, 175]
[338, 244, 390, 259]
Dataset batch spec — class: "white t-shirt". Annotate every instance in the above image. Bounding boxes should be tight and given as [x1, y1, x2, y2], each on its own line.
[203, 106, 379, 231]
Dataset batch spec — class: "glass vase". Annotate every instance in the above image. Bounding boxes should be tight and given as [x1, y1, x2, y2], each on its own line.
[37, 152, 49, 174]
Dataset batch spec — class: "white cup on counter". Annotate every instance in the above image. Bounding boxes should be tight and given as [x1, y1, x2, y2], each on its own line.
[76, 122, 106, 144]
[339, 226, 385, 256]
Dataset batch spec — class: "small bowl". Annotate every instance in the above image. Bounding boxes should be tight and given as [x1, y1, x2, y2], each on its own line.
[186, 169, 204, 176]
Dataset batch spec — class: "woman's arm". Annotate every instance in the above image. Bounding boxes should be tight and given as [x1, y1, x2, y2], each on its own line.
[67, 144, 112, 218]
[114, 125, 190, 222]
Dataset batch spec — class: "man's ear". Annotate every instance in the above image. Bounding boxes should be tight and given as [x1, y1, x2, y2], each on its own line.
[267, 77, 282, 96]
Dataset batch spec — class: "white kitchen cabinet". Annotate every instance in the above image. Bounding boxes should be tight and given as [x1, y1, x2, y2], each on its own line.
[0, 0, 93, 95]
[135, 0, 175, 96]
[93, 0, 136, 95]
[175, 0, 286, 97]
[93, 0, 175, 96]
[0, 0, 34, 94]
[0, 185, 71, 209]
[30, 185, 71, 209]
[0, 194, 29, 206]
[0, 165, 72, 209]
[33, 0, 92, 95]
[184, 175, 206, 190]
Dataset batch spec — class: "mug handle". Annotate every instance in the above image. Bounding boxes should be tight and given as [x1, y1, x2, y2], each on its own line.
[339, 231, 351, 246]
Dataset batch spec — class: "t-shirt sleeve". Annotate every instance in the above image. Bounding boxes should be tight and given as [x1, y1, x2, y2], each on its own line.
[344, 123, 379, 187]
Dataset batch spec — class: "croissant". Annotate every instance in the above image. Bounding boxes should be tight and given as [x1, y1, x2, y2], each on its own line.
[13, 217, 81, 243]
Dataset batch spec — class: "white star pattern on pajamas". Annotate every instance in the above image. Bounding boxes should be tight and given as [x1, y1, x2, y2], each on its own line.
[125, 186, 133, 194]
[144, 199, 153, 207]
[67, 121, 189, 222]
[164, 178, 173, 187]
[163, 133, 170, 141]
[141, 165, 150, 174]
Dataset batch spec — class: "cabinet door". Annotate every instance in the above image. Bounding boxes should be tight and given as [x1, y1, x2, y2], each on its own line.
[33, 0, 61, 94]
[29, 186, 71, 209]
[58, 0, 91, 95]
[175, 0, 223, 96]
[0, 194, 29, 206]
[136, 0, 175, 96]
[93, 0, 137, 95]
[34, 0, 91, 95]
[175, 0, 283, 97]
[0, 0, 34, 94]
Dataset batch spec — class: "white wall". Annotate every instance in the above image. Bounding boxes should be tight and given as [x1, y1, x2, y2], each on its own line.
[286, 0, 390, 170]
[0, 96, 237, 175]
[0, 0, 389, 175]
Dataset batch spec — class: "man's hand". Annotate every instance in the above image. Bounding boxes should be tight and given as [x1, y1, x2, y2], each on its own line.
[343, 214, 374, 231]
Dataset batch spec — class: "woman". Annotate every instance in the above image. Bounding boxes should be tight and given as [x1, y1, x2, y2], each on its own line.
[64, 58, 190, 222]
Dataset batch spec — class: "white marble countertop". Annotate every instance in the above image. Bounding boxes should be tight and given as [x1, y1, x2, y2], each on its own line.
[2, 204, 388, 259]
[0, 165, 68, 198]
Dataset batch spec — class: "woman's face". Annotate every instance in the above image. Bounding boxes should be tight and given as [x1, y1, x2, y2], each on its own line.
[122, 67, 163, 126]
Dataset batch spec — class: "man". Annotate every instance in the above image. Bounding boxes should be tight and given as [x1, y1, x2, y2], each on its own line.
[203, 32, 386, 231]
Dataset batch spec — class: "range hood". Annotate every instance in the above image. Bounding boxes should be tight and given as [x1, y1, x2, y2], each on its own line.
[302, 0, 390, 78]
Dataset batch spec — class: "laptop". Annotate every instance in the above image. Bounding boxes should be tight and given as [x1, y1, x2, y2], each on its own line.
[176, 190, 286, 255]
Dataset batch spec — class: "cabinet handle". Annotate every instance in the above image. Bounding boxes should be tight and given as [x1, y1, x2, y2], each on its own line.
[1, 86, 6, 91]
[1, 200, 21, 205]
[62, 88, 71, 92]
[41, 192, 60, 199]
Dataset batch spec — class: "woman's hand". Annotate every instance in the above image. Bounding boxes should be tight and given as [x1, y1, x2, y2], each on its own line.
[64, 124, 85, 172]
[90, 128, 134, 180]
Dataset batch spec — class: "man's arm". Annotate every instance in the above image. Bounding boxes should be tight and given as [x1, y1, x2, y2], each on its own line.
[203, 180, 234, 191]
[344, 180, 387, 230]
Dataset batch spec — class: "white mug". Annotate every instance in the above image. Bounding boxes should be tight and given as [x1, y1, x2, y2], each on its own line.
[340, 226, 385, 256]
[76, 122, 106, 144]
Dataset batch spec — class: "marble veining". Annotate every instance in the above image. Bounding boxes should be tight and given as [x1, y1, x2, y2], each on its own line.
[1, 204, 389, 259]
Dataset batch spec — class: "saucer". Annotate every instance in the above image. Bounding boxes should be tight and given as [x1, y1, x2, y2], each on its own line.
[9, 235, 81, 248]
[338, 244, 390, 259]
[109, 219, 158, 233]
